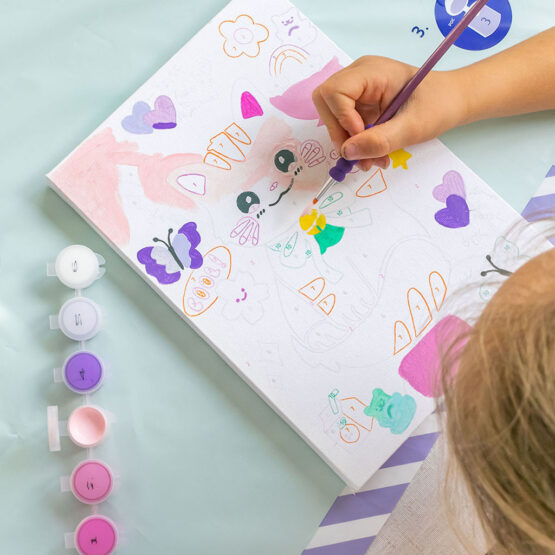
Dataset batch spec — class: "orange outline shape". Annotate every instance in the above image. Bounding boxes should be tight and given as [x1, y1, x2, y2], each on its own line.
[393, 320, 412, 355]
[317, 293, 336, 316]
[407, 287, 432, 337]
[298, 277, 325, 301]
[207, 132, 245, 161]
[204, 151, 231, 170]
[225, 123, 251, 145]
[183, 246, 232, 317]
[341, 397, 374, 432]
[340, 423, 360, 444]
[218, 14, 269, 59]
[429, 271, 447, 311]
[356, 168, 388, 198]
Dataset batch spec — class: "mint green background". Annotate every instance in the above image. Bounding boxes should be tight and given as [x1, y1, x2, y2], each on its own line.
[0, 1, 553, 554]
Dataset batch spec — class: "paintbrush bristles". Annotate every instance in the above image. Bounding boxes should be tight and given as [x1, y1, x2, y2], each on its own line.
[313, 176, 337, 205]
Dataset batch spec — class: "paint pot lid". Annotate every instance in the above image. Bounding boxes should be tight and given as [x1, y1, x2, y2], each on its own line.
[67, 405, 108, 448]
[47, 406, 61, 452]
[71, 460, 113, 504]
[75, 515, 118, 555]
[58, 297, 102, 342]
[64, 351, 104, 393]
[54, 245, 104, 290]
[444, 0, 468, 16]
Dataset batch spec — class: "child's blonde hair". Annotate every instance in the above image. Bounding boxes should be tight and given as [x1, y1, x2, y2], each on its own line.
[441, 249, 555, 553]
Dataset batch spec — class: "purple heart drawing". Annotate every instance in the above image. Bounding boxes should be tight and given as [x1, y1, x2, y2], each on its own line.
[434, 194, 470, 229]
[143, 95, 177, 130]
[433, 170, 466, 202]
[240, 91, 263, 119]
[121, 101, 153, 134]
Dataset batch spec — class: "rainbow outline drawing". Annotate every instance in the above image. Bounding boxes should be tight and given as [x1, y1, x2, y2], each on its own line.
[269, 44, 309, 76]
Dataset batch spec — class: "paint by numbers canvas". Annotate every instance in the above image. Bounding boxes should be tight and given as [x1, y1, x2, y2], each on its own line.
[48, 0, 549, 488]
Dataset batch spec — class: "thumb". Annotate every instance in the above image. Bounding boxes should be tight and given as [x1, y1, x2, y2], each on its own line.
[341, 113, 415, 160]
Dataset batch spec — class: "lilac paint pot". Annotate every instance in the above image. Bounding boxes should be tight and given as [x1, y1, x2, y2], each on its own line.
[57, 296, 102, 341]
[63, 351, 104, 394]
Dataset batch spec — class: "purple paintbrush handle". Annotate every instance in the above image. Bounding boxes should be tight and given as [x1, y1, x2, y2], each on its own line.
[328, 124, 373, 182]
[327, 0, 489, 183]
[328, 158, 358, 182]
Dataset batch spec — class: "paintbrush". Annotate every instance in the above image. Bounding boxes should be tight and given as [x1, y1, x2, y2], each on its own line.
[310, 0, 489, 207]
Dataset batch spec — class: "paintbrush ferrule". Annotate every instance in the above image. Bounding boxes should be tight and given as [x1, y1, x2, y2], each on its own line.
[313, 176, 337, 205]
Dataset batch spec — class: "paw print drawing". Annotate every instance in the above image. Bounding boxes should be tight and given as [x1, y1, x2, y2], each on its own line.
[217, 271, 269, 323]
[219, 14, 269, 58]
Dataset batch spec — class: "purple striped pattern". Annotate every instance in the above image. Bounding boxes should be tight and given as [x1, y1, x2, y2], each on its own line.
[521, 193, 555, 222]
[303, 536, 375, 555]
[314, 433, 439, 530]
[521, 167, 555, 245]
[321, 484, 409, 526]
[301, 430, 440, 554]
[381, 432, 439, 468]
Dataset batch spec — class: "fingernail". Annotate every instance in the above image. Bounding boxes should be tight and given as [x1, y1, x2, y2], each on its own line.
[342, 143, 359, 160]
[376, 159, 387, 169]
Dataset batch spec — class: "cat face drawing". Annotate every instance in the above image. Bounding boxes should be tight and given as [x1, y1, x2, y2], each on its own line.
[271, 8, 317, 46]
[230, 145, 305, 247]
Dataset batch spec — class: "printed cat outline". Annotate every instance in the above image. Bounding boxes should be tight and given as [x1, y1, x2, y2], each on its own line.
[271, 7, 317, 46]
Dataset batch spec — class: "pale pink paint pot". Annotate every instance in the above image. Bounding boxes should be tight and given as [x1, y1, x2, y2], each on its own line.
[67, 405, 108, 448]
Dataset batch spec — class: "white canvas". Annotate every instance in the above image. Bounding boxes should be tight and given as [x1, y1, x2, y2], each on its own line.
[48, 0, 549, 489]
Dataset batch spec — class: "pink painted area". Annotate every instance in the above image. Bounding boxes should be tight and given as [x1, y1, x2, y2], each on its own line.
[269, 57, 343, 125]
[76, 515, 117, 555]
[50, 118, 323, 247]
[398, 315, 471, 397]
[71, 460, 113, 504]
[240, 91, 263, 118]
[228, 117, 323, 193]
[167, 116, 318, 197]
[49, 128, 200, 245]
[68, 405, 108, 448]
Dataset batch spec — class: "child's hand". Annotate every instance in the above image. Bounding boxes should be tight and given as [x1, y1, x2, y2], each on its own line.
[312, 56, 467, 171]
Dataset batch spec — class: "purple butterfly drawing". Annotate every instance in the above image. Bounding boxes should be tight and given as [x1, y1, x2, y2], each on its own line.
[137, 222, 203, 284]
[433, 170, 469, 229]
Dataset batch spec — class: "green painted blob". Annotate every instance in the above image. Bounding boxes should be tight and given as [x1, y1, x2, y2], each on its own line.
[364, 388, 416, 435]
[314, 224, 345, 255]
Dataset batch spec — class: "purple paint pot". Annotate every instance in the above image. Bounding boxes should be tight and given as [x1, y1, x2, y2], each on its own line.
[63, 351, 104, 394]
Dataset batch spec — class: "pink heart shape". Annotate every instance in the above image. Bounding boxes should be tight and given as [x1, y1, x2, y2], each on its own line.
[432, 170, 465, 202]
[143, 95, 177, 129]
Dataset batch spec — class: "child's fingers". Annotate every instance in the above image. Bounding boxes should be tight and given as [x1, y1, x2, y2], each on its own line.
[314, 69, 368, 137]
[374, 155, 390, 169]
[341, 112, 416, 160]
[312, 87, 350, 151]
[357, 159, 373, 171]
[357, 155, 390, 172]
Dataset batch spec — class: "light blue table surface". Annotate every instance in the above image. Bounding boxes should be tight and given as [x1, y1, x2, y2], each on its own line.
[1, 1, 553, 554]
